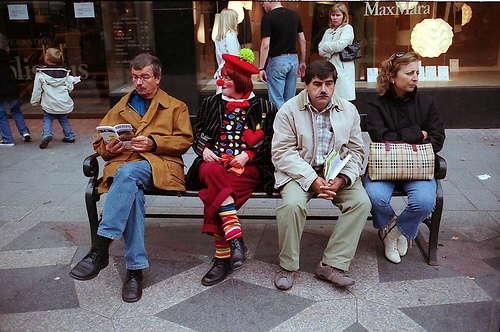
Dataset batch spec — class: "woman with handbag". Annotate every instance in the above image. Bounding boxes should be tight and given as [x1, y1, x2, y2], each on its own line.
[365, 51, 445, 264]
[187, 49, 277, 286]
[214, 8, 241, 94]
[318, 3, 356, 101]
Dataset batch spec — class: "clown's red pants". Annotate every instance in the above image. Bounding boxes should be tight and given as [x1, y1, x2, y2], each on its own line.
[198, 161, 260, 236]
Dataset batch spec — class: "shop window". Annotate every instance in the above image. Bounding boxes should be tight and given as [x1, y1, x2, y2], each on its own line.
[193, 1, 500, 94]
[1, 0, 110, 116]
[101, 1, 156, 98]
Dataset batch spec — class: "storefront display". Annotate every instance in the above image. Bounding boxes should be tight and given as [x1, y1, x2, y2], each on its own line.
[0, 1, 498, 127]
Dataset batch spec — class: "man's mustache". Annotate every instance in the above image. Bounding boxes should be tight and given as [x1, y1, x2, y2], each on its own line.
[316, 93, 329, 98]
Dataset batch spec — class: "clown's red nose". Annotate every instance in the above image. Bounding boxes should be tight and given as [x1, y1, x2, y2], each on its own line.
[216, 79, 224, 86]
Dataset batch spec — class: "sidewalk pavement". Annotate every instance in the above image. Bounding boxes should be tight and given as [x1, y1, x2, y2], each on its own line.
[0, 118, 499, 331]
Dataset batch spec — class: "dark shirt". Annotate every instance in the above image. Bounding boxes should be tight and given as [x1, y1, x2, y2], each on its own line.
[367, 87, 446, 153]
[0, 49, 19, 100]
[261, 7, 303, 58]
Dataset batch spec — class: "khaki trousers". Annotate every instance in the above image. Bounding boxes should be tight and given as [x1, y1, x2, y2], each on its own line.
[276, 178, 371, 271]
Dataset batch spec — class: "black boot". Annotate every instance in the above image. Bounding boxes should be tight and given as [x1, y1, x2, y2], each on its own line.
[201, 258, 231, 286]
[69, 236, 112, 281]
[228, 237, 247, 270]
[122, 269, 143, 302]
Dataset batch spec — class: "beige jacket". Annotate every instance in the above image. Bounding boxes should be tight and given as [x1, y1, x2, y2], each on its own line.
[272, 89, 365, 191]
[94, 89, 193, 193]
[318, 25, 356, 101]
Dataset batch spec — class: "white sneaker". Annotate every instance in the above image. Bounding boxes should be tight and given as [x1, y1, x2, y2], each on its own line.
[0, 141, 14, 147]
[397, 235, 408, 257]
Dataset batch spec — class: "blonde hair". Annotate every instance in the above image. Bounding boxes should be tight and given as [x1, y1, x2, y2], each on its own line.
[329, 3, 349, 29]
[216, 8, 238, 41]
[377, 51, 419, 96]
[45, 48, 62, 64]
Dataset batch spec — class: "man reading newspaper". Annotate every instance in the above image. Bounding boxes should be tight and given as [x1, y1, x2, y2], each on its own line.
[69, 54, 193, 303]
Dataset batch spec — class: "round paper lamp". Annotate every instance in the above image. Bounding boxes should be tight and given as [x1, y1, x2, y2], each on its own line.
[410, 18, 453, 58]
[227, 1, 244, 24]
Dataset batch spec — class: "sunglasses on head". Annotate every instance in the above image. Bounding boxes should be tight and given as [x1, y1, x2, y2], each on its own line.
[390, 51, 406, 61]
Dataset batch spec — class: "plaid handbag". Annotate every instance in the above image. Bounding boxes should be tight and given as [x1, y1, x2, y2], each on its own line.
[368, 142, 435, 181]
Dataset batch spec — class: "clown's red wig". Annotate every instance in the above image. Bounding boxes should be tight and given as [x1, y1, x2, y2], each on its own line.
[222, 66, 253, 94]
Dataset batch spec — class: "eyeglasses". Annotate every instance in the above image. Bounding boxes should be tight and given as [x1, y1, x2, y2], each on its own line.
[131, 75, 154, 82]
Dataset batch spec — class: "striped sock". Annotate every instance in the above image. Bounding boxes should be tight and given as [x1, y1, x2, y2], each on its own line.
[214, 234, 230, 259]
[219, 203, 243, 241]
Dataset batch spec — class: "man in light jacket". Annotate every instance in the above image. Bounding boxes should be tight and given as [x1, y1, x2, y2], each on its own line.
[69, 54, 193, 303]
[271, 60, 370, 291]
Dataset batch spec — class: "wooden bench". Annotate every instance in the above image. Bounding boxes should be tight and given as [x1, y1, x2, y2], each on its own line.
[83, 114, 447, 266]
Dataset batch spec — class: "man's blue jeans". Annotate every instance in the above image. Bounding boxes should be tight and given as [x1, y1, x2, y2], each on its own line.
[42, 111, 75, 140]
[265, 54, 299, 109]
[0, 99, 29, 144]
[97, 160, 155, 270]
[364, 175, 436, 239]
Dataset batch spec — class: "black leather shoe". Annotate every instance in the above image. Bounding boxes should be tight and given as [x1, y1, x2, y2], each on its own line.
[228, 237, 247, 270]
[122, 269, 143, 303]
[201, 258, 231, 286]
[69, 247, 109, 280]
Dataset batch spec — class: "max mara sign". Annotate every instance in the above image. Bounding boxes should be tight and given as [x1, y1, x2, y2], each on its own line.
[364, 2, 431, 16]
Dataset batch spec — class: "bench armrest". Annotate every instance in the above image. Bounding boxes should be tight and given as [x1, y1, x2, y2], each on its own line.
[83, 153, 101, 179]
[435, 154, 447, 180]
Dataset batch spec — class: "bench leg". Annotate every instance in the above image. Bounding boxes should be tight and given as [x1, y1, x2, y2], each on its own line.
[415, 180, 443, 266]
[427, 193, 443, 266]
[85, 178, 100, 247]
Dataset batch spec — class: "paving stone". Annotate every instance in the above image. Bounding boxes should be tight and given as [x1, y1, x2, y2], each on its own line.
[446, 167, 486, 189]
[441, 210, 500, 228]
[401, 301, 495, 332]
[113, 256, 202, 289]
[358, 299, 425, 331]
[156, 279, 315, 332]
[443, 194, 477, 211]
[113, 316, 194, 331]
[440, 178, 462, 195]
[488, 211, 500, 223]
[474, 271, 500, 301]
[449, 225, 500, 242]
[0, 308, 108, 331]
[344, 321, 370, 332]
[271, 299, 356, 331]
[463, 189, 500, 211]
[1, 221, 74, 251]
[0, 265, 78, 314]
[0, 206, 35, 222]
[361, 276, 492, 308]
[0, 247, 77, 269]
